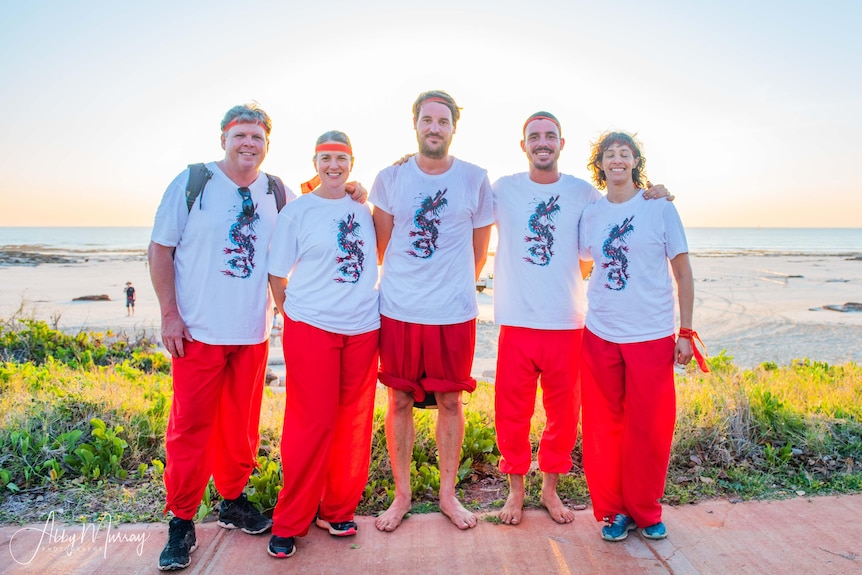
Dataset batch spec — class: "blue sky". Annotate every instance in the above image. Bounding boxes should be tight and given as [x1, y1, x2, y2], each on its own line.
[1, 0, 860, 227]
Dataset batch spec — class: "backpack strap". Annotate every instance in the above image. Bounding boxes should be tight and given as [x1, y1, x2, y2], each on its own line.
[185, 163, 214, 212]
[265, 173, 287, 212]
[185, 163, 285, 213]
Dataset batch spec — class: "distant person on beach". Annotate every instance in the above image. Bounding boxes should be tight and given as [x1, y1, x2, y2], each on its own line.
[492, 113, 670, 526]
[124, 281, 136, 316]
[370, 90, 494, 532]
[578, 131, 705, 542]
[265, 131, 379, 559]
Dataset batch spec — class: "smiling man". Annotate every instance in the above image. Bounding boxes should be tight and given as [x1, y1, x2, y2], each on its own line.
[491, 112, 671, 526]
[370, 90, 494, 532]
[149, 104, 289, 571]
[492, 111, 600, 526]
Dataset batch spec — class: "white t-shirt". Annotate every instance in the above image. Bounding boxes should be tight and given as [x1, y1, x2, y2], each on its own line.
[370, 156, 494, 325]
[269, 193, 380, 336]
[151, 162, 296, 345]
[493, 173, 601, 330]
[578, 193, 688, 343]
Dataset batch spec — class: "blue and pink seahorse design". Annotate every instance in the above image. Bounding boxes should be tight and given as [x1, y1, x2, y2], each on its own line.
[334, 213, 365, 284]
[407, 189, 448, 259]
[601, 215, 635, 291]
[222, 205, 259, 279]
[523, 195, 560, 266]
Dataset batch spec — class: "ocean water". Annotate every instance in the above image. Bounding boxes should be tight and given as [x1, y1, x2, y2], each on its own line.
[0, 227, 152, 256]
[685, 228, 862, 257]
[1, 227, 859, 257]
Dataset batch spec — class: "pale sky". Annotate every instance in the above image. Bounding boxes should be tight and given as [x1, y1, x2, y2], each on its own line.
[1, 0, 860, 228]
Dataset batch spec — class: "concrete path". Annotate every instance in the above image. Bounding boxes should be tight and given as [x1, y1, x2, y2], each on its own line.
[1, 495, 860, 574]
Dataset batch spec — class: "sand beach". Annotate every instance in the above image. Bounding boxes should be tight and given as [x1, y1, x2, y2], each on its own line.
[1, 249, 860, 376]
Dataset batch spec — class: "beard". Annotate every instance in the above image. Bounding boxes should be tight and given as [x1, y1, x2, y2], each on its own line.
[418, 133, 451, 159]
[529, 147, 560, 171]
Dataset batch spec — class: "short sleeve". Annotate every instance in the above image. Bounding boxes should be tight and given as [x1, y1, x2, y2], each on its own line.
[150, 169, 192, 248]
[268, 207, 301, 278]
[474, 172, 495, 228]
[662, 203, 688, 259]
[369, 167, 394, 214]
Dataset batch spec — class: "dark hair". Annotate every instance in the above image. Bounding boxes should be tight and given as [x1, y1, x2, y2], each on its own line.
[588, 131, 647, 190]
[523, 111, 561, 138]
[220, 103, 272, 136]
[412, 90, 461, 128]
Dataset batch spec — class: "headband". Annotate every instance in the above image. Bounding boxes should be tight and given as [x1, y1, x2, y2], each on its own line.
[222, 119, 268, 134]
[419, 96, 451, 107]
[522, 115, 562, 138]
[301, 175, 321, 195]
[301, 142, 353, 193]
[315, 142, 353, 155]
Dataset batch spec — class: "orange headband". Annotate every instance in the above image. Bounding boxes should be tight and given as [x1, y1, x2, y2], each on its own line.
[222, 119, 267, 134]
[420, 96, 450, 107]
[315, 142, 352, 155]
[522, 115, 561, 138]
[302, 142, 353, 194]
[301, 175, 321, 195]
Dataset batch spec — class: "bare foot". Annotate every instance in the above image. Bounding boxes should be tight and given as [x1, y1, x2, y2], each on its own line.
[540, 490, 575, 524]
[439, 495, 477, 530]
[374, 495, 411, 532]
[499, 489, 525, 525]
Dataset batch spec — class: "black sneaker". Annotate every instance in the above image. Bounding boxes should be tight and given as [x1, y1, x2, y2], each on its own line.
[267, 535, 296, 558]
[217, 493, 273, 534]
[316, 517, 358, 537]
[158, 517, 197, 571]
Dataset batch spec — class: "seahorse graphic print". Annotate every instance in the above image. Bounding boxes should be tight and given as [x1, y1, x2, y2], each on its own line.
[222, 204, 259, 279]
[601, 215, 635, 291]
[407, 189, 448, 259]
[334, 213, 365, 284]
[523, 195, 561, 266]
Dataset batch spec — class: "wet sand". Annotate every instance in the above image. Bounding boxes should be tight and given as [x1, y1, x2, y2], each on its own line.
[1, 253, 860, 375]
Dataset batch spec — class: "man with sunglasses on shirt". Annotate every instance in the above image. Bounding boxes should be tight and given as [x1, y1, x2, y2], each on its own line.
[148, 103, 367, 571]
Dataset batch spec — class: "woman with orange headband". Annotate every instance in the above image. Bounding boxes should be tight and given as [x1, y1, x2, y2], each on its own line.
[266, 131, 379, 559]
[578, 131, 707, 543]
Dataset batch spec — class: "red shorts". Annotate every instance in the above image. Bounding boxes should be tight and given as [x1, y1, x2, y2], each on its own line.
[378, 315, 477, 402]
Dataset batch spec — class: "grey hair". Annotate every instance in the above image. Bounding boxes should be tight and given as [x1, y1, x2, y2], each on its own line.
[220, 103, 272, 135]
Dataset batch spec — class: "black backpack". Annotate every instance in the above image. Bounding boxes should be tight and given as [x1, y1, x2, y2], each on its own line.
[184, 163, 288, 213]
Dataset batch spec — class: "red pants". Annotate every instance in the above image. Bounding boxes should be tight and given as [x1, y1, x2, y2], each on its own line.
[581, 329, 676, 527]
[164, 340, 269, 519]
[495, 326, 583, 475]
[271, 318, 379, 538]
[378, 315, 476, 402]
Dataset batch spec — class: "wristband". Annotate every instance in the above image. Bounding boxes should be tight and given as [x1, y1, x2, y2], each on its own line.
[678, 328, 709, 373]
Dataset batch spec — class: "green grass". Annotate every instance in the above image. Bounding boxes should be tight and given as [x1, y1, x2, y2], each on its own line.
[0, 320, 860, 524]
